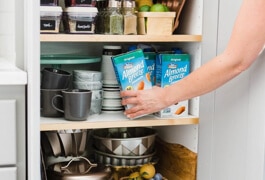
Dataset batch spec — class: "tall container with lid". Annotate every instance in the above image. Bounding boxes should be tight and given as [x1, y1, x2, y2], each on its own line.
[101, 45, 124, 113]
[101, 45, 122, 87]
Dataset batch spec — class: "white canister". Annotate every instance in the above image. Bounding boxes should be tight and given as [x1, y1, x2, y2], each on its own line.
[63, 7, 98, 33]
[101, 45, 122, 86]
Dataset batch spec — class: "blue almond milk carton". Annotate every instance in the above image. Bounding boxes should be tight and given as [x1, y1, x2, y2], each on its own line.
[144, 52, 156, 85]
[154, 53, 190, 118]
[111, 49, 153, 112]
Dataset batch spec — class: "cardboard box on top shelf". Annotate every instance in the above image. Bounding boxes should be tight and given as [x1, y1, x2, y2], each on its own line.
[137, 12, 176, 35]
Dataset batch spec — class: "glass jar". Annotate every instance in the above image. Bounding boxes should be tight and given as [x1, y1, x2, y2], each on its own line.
[104, 0, 123, 35]
[95, 0, 108, 34]
[122, 0, 137, 35]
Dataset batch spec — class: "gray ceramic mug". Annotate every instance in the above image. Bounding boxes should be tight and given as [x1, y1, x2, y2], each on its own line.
[52, 89, 92, 121]
[41, 89, 66, 117]
[41, 67, 72, 89]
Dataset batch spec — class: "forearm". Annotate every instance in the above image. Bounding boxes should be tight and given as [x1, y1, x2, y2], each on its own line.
[163, 0, 265, 105]
[163, 53, 245, 105]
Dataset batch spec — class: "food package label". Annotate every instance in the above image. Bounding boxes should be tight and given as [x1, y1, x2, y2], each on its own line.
[154, 53, 190, 117]
[111, 49, 152, 112]
[144, 52, 156, 86]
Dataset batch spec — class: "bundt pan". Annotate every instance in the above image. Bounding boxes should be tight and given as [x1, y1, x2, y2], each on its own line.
[92, 127, 157, 156]
[94, 148, 156, 167]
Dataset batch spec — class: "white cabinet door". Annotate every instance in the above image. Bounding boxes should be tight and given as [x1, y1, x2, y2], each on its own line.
[0, 167, 17, 180]
[0, 100, 16, 165]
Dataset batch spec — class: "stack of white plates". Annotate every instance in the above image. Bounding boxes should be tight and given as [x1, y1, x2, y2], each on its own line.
[100, 45, 124, 113]
[72, 70, 103, 115]
[102, 87, 124, 113]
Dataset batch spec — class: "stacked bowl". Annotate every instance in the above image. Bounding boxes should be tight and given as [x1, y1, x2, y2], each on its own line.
[72, 70, 103, 115]
[92, 127, 157, 167]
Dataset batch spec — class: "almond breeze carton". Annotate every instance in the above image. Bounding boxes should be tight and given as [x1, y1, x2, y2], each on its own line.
[111, 49, 153, 113]
[154, 53, 190, 118]
[144, 52, 156, 85]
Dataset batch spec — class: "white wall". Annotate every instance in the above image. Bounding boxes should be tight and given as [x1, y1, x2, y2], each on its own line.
[198, 0, 265, 179]
[0, 1, 16, 63]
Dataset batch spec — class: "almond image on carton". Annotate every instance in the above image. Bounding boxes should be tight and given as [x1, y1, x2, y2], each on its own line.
[111, 49, 152, 114]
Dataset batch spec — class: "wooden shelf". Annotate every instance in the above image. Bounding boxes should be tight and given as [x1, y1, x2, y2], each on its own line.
[39, 34, 201, 132]
[40, 34, 202, 42]
[40, 112, 199, 131]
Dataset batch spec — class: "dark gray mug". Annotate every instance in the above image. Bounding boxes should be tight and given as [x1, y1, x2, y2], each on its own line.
[52, 89, 92, 121]
[41, 89, 66, 117]
[41, 68, 72, 89]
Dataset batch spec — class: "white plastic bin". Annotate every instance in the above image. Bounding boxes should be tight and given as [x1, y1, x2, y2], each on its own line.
[63, 7, 98, 34]
[40, 6, 62, 33]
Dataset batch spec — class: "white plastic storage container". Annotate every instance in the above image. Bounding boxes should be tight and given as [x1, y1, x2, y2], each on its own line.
[63, 7, 98, 34]
[40, 0, 58, 6]
[40, 6, 63, 33]
[64, 0, 96, 7]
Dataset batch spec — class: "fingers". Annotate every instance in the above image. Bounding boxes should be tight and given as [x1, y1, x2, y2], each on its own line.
[120, 90, 137, 98]
[124, 107, 147, 119]
[121, 96, 137, 106]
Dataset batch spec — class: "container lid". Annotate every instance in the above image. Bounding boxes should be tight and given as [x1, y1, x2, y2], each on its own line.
[64, 7, 98, 13]
[40, 6, 63, 12]
[108, 0, 122, 7]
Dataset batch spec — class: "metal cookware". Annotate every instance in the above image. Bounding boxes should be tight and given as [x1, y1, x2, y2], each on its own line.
[92, 127, 157, 156]
[41, 129, 88, 158]
[46, 156, 112, 180]
[41, 131, 62, 157]
[94, 149, 156, 166]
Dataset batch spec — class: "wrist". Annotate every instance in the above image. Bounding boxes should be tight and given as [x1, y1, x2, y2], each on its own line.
[162, 85, 179, 107]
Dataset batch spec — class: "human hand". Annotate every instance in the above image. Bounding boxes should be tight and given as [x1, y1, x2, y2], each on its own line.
[120, 86, 169, 118]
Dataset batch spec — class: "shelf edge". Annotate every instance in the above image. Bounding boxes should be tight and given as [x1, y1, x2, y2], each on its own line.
[40, 34, 202, 42]
[40, 117, 199, 131]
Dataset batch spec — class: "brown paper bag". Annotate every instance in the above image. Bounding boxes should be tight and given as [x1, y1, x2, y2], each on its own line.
[155, 138, 197, 180]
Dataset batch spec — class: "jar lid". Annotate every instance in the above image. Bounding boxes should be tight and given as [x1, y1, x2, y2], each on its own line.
[108, 0, 122, 7]
[64, 7, 98, 13]
[40, 6, 63, 12]
[123, 0, 135, 8]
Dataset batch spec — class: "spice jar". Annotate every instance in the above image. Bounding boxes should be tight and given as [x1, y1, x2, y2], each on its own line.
[95, 0, 108, 34]
[122, 0, 137, 35]
[104, 0, 123, 35]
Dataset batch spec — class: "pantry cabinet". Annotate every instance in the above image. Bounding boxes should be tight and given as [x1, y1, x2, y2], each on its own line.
[29, 0, 203, 179]
[25, 0, 265, 180]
